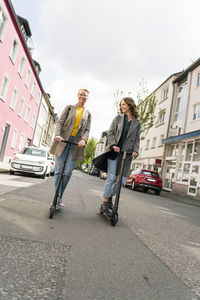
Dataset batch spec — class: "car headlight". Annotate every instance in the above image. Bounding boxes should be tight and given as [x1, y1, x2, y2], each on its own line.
[12, 156, 19, 161]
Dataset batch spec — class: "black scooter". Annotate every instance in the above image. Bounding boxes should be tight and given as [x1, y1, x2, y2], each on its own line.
[100, 151, 127, 226]
[49, 139, 78, 219]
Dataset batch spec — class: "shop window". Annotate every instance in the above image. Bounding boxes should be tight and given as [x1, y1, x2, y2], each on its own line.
[180, 143, 185, 161]
[193, 139, 200, 161]
[176, 163, 182, 182]
[164, 179, 172, 189]
[185, 142, 193, 161]
[182, 163, 190, 182]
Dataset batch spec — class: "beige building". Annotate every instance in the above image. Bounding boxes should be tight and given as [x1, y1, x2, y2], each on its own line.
[162, 58, 200, 199]
[133, 73, 181, 173]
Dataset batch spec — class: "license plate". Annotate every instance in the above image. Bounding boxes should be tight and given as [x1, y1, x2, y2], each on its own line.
[147, 178, 155, 182]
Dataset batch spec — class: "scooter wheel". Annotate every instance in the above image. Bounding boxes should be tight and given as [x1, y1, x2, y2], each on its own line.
[111, 213, 118, 226]
[100, 205, 103, 214]
[49, 205, 55, 219]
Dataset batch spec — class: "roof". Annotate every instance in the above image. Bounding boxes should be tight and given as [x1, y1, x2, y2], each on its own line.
[173, 57, 200, 83]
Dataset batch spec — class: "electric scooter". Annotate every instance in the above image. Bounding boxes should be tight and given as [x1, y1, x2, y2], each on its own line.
[49, 139, 78, 219]
[100, 151, 127, 226]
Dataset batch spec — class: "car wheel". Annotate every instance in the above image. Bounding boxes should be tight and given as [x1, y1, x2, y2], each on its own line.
[10, 170, 15, 175]
[41, 172, 46, 179]
[155, 189, 161, 196]
[143, 188, 148, 193]
[131, 181, 137, 190]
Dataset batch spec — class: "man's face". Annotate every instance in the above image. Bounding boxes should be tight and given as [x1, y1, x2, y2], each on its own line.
[77, 90, 89, 106]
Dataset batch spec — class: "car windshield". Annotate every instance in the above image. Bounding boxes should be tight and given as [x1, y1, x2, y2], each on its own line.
[141, 170, 159, 177]
[21, 147, 46, 157]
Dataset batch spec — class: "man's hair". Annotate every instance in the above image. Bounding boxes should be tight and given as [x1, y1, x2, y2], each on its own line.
[78, 89, 90, 95]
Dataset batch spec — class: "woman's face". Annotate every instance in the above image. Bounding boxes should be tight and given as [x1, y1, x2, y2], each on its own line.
[120, 100, 130, 114]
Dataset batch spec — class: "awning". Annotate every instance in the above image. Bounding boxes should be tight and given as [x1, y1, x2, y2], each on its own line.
[162, 130, 200, 144]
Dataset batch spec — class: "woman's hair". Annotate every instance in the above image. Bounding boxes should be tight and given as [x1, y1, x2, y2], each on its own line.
[120, 97, 139, 118]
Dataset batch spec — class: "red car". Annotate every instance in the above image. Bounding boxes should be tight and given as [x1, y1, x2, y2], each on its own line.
[125, 169, 162, 195]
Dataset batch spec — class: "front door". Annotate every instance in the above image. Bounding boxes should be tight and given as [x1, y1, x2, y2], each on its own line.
[0, 123, 11, 161]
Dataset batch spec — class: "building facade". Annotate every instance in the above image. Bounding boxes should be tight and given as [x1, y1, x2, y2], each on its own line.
[162, 58, 200, 199]
[133, 73, 181, 173]
[0, 0, 44, 162]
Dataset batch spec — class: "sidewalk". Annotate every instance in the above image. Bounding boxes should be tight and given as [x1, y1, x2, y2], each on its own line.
[161, 189, 200, 207]
[0, 162, 10, 173]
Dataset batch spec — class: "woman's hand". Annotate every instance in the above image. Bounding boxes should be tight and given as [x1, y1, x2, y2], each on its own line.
[132, 152, 138, 158]
[78, 140, 86, 147]
[113, 146, 120, 152]
[54, 136, 64, 142]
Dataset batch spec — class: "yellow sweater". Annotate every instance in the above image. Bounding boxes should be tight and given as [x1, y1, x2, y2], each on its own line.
[71, 107, 84, 136]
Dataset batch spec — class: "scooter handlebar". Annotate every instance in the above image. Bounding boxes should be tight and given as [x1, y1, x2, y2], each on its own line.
[62, 139, 83, 146]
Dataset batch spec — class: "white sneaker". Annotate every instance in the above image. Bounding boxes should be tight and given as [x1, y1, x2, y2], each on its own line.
[58, 197, 64, 207]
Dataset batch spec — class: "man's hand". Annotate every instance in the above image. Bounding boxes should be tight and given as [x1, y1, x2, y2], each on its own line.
[54, 136, 64, 142]
[78, 140, 85, 147]
[132, 152, 138, 158]
[113, 146, 120, 152]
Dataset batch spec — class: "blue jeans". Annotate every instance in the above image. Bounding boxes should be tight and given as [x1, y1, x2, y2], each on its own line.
[103, 155, 126, 198]
[54, 136, 76, 197]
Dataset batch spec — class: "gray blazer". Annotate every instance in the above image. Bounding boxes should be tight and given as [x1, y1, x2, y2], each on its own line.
[106, 114, 141, 176]
[49, 105, 91, 160]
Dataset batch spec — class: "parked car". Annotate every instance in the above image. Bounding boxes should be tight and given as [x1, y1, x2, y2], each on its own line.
[89, 167, 100, 176]
[10, 146, 50, 179]
[47, 155, 55, 176]
[125, 168, 162, 195]
[100, 170, 107, 179]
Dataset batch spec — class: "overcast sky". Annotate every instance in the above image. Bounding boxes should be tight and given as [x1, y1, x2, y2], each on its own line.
[12, 0, 200, 139]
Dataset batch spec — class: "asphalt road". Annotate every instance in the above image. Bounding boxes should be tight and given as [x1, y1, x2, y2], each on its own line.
[0, 171, 200, 300]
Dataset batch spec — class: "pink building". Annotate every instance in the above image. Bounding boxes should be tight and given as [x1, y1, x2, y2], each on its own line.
[0, 0, 44, 162]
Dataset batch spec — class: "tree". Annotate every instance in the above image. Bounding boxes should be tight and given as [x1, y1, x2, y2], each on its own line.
[76, 137, 97, 170]
[137, 79, 157, 139]
[113, 89, 132, 115]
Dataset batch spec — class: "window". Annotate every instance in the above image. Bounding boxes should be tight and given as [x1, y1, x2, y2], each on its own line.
[182, 163, 190, 182]
[25, 70, 31, 87]
[36, 91, 41, 105]
[152, 137, 156, 148]
[10, 39, 18, 62]
[31, 114, 36, 128]
[158, 109, 166, 125]
[19, 57, 26, 76]
[193, 139, 200, 161]
[25, 106, 31, 123]
[11, 129, 18, 148]
[146, 139, 150, 150]
[18, 134, 25, 151]
[197, 73, 200, 87]
[10, 88, 18, 110]
[185, 142, 193, 161]
[174, 96, 184, 122]
[31, 81, 36, 97]
[193, 103, 200, 120]
[180, 143, 185, 161]
[163, 87, 169, 100]
[169, 144, 178, 157]
[0, 74, 9, 101]
[18, 98, 25, 117]
[0, 6, 7, 40]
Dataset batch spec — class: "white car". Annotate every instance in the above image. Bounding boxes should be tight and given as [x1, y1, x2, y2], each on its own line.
[10, 146, 50, 179]
[47, 155, 55, 176]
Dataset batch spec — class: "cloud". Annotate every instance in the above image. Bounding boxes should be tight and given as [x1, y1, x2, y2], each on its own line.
[12, 0, 200, 139]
